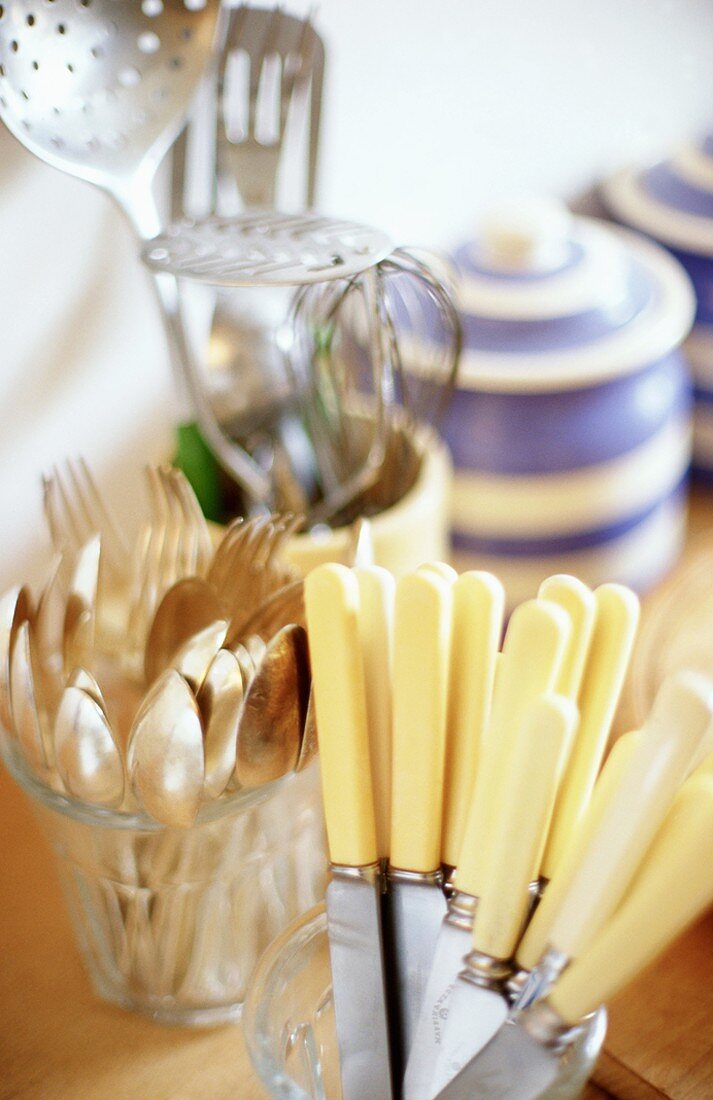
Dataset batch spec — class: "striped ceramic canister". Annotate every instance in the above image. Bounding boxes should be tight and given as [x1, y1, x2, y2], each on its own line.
[440, 202, 695, 607]
[603, 135, 713, 478]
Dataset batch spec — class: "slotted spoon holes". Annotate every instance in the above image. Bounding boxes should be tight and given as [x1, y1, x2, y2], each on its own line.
[142, 214, 394, 288]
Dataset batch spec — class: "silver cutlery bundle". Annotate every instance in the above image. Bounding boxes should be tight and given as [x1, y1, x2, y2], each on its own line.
[2, 457, 313, 822]
[0, 457, 331, 1023]
[304, 561, 713, 1099]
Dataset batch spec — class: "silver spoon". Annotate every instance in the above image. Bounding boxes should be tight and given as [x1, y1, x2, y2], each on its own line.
[145, 576, 223, 685]
[235, 624, 308, 788]
[127, 668, 204, 828]
[197, 647, 244, 799]
[62, 535, 100, 677]
[171, 618, 228, 694]
[68, 666, 108, 715]
[0, 584, 32, 734]
[0, 0, 270, 503]
[54, 684, 124, 808]
[9, 618, 50, 773]
[34, 555, 66, 708]
[296, 685, 318, 772]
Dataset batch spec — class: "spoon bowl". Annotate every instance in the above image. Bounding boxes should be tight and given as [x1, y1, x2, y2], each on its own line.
[54, 684, 124, 808]
[127, 668, 204, 827]
[0, 584, 32, 733]
[235, 624, 309, 788]
[145, 576, 223, 685]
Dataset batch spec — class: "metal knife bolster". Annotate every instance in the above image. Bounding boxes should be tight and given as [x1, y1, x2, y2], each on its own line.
[517, 997, 586, 1053]
[330, 860, 385, 890]
[445, 888, 478, 930]
[388, 865, 444, 890]
[507, 946, 570, 1011]
[459, 948, 513, 992]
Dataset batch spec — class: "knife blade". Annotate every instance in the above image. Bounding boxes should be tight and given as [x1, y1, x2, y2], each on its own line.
[429, 693, 578, 1096]
[434, 769, 713, 1099]
[386, 568, 452, 1071]
[511, 669, 713, 1007]
[403, 596, 570, 1100]
[303, 562, 393, 1100]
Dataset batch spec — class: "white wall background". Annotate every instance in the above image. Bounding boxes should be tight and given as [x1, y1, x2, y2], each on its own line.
[2, 0, 713, 586]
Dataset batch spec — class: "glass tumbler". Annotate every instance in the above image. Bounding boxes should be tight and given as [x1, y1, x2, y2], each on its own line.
[0, 734, 328, 1027]
[244, 907, 607, 1100]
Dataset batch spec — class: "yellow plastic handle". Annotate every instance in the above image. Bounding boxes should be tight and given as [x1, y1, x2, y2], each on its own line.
[441, 571, 504, 868]
[549, 774, 713, 1024]
[516, 728, 643, 971]
[455, 597, 571, 898]
[472, 694, 578, 960]
[304, 563, 377, 867]
[355, 566, 395, 861]
[546, 670, 713, 961]
[390, 570, 452, 873]
[418, 561, 459, 584]
[537, 575, 595, 701]
[693, 748, 713, 779]
[541, 584, 639, 880]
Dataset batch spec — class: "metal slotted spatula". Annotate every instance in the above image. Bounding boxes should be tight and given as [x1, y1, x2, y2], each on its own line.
[0, 0, 271, 503]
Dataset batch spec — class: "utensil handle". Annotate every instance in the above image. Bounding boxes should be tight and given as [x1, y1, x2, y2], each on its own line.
[549, 774, 713, 1024]
[441, 571, 504, 868]
[305, 564, 378, 867]
[541, 584, 639, 880]
[117, 183, 271, 503]
[471, 694, 577, 959]
[516, 727, 643, 971]
[537, 575, 595, 701]
[547, 670, 713, 961]
[390, 571, 452, 873]
[355, 566, 395, 861]
[455, 598, 571, 898]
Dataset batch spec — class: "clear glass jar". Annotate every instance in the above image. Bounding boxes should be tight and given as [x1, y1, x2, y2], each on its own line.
[0, 733, 327, 1027]
[243, 907, 607, 1100]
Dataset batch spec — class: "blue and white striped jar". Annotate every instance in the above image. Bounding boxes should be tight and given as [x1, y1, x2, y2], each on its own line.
[603, 137, 713, 479]
[442, 203, 694, 605]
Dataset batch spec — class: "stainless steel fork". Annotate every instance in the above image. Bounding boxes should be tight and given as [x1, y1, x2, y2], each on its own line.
[215, 4, 324, 209]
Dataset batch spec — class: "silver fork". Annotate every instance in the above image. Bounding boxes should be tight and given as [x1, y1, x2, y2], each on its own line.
[42, 458, 130, 585]
[128, 467, 213, 666]
[208, 512, 300, 628]
[215, 4, 324, 210]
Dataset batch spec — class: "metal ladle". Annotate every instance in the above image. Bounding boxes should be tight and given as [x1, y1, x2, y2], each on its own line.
[0, 0, 270, 503]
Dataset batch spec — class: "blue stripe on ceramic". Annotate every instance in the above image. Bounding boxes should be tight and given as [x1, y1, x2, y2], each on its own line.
[702, 135, 713, 159]
[666, 247, 713, 325]
[457, 261, 651, 352]
[452, 240, 583, 282]
[644, 162, 713, 219]
[451, 477, 687, 557]
[692, 464, 713, 480]
[694, 386, 713, 405]
[444, 350, 691, 474]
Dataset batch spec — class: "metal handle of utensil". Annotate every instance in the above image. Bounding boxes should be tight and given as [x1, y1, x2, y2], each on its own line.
[116, 179, 272, 505]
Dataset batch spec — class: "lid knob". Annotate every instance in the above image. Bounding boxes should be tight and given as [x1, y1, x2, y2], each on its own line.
[480, 197, 573, 273]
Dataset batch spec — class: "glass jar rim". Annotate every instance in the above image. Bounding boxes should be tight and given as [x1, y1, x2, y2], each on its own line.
[0, 731, 304, 831]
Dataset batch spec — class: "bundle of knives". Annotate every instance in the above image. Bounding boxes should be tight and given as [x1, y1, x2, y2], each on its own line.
[304, 562, 713, 1100]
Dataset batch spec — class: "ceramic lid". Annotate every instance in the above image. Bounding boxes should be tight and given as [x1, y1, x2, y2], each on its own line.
[603, 134, 713, 257]
[447, 200, 694, 393]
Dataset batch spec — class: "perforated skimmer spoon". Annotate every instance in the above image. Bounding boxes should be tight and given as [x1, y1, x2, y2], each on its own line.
[0, 0, 271, 502]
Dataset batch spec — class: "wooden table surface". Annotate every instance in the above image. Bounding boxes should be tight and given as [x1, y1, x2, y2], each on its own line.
[1, 495, 712, 1100]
